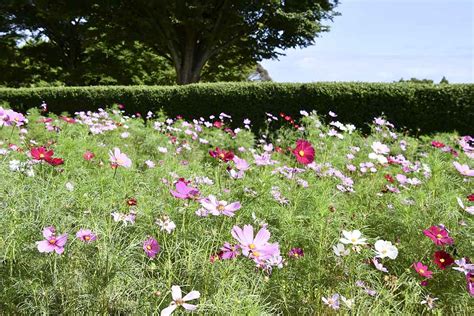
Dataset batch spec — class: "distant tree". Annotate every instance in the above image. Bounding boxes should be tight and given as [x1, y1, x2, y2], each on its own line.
[248, 63, 273, 82]
[108, 0, 339, 84]
[398, 77, 434, 84]
[439, 76, 449, 84]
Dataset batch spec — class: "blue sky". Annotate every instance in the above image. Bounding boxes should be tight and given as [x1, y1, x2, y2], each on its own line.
[261, 0, 473, 83]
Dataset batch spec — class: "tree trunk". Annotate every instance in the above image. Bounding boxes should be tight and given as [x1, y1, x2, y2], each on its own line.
[175, 31, 209, 85]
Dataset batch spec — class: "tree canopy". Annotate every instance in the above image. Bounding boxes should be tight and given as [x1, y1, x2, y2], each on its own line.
[0, 0, 339, 86]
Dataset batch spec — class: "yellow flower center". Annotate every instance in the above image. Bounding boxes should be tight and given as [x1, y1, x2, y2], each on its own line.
[175, 298, 184, 306]
[146, 245, 152, 250]
[252, 251, 260, 257]
[84, 236, 90, 241]
[351, 238, 357, 243]
[219, 153, 225, 159]
[39, 154, 45, 158]
[440, 258, 445, 263]
[294, 253, 299, 257]
[298, 150, 305, 157]
[419, 269, 425, 274]
[49, 239, 56, 245]
[436, 234, 442, 239]
[249, 243, 256, 249]
[217, 204, 225, 212]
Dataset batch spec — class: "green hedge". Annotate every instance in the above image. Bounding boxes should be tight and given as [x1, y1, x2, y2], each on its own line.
[1, 82, 473, 134]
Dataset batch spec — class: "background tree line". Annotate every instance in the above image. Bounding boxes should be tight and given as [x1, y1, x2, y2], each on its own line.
[0, 0, 339, 87]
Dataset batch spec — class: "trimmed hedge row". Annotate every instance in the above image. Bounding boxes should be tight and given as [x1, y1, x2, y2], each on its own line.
[0, 82, 473, 134]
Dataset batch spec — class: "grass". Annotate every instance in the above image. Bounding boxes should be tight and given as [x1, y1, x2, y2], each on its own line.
[0, 107, 473, 315]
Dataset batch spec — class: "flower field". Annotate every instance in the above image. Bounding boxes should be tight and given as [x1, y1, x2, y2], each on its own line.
[0, 105, 473, 314]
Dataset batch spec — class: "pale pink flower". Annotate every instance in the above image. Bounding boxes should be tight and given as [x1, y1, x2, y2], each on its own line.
[109, 147, 132, 168]
[200, 195, 241, 217]
[453, 162, 474, 177]
[160, 285, 200, 316]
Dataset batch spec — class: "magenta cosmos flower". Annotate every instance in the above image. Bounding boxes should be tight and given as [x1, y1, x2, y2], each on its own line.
[170, 180, 200, 199]
[143, 237, 160, 258]
[292, 139, 315, 165]
[231, 224, 280, 262]
[200, 195, 241, 217]
[413, 262, 433, 279]
[76, 229, 97, 243]
[288, 247, 304, 259]
[109, 147, 132, 168]
[37, 226, 68, 254]
[423, 225, 453, 246]
[467, 272, 474, 297]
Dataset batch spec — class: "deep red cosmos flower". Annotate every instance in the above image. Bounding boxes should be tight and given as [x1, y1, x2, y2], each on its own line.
[292, 139, 315, 165]
[127, 198, 137, 206]
[384, 174, 395, 183]
[468, 194, 474, 202]
[31, 147, 54, 161]
[209, 147, 234, 162]
[433, 250, 454, 270]
[431, 141, 445, 148]
[47, 157, 64, 166]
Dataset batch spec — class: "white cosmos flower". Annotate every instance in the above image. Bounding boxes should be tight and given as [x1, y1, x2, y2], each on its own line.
[341, 296, 354, 309]
[340, 230, 367, 245]
[160, 285, 200, 316]
[333, 243, 350, 257]
[374, 240, 398, 259]
[371, 141, 390, 155]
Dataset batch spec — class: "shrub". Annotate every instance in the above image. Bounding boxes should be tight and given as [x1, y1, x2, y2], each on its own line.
[0, 82, 472, 134]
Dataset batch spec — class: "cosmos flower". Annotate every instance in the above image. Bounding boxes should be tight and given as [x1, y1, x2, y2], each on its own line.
[420, 295, 438, 310]
[322, 294, 340, 310]
[433, 250, 454, 270]
[76, 229, 97, 243]
[143, 237, 160, 258]
[231, 224, 280, 262]
[30, 147, 54, 161]
[372, 258, 388, 273]
[83, 151, 95, 161]
[467, 272, 474, 296]
[209, 147, 234, 162]
[160, 285, 200, 316]
[199, 195, 241, 217]
[288, 247, 304, 259]
[170, 180, 200, 200]
[292, 139, 315, 165]
[156, 215, 176, 234]
[423, 225, 453, 246]
[109, 147, 132, 168]
[413, 262, 433, 278]
[36, 226, 68, 254]
[333, 243, 350, 257]
[453, 258, 474, 274]
[453, 162, 474, 177]
[220, 242, 241, 259]
[339, 230, 367, 245]
[374, 240, 398, 259]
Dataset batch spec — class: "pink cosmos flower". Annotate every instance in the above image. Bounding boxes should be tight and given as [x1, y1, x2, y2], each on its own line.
[36, 226, 68, 254]
[83, 151, 95, 161]
[200, 195, 241, 217]
[233, 156, 249, 171]
[292, 139, 315, 165]
[170, 180, 200, 199]
[220, 242, 241, 259]
[160, 285, 200, 316]
[76, 229, 97, 243]
[423, 225, 454, 246]
[143, 237, 160, 258]
[453, 162, 474, 177]
[231, 224, 280, 262]
[413, 262, 433, 279]
[109, 147, 132, 168]
[322, 293, 340, 310]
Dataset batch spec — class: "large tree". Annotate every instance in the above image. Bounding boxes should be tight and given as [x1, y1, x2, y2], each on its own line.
[109, 0, 339, 84]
